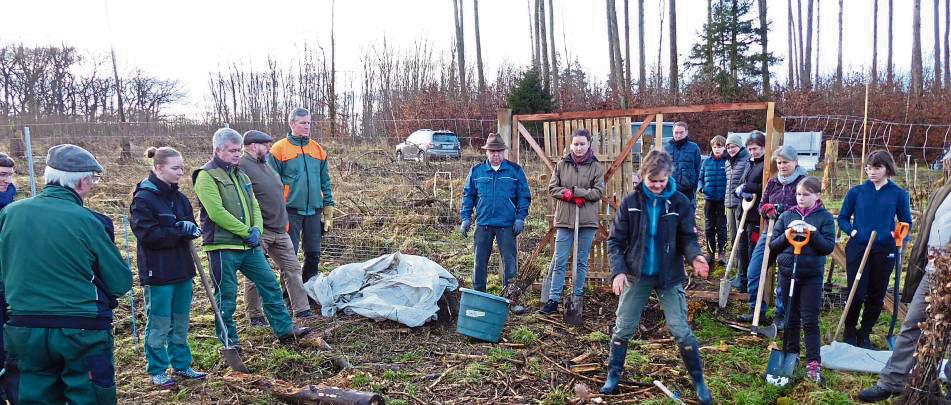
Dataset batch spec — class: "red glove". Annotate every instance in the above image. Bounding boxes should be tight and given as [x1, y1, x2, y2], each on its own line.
[750, 229, 760, 244]
[573, 197, 585, 207]
[561, 188, 574, 202]
[759, 203, 779, 219]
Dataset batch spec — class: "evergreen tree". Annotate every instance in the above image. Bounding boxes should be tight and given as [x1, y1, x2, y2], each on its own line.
[507, 69, 553, 114]
[687, 0, 778, 99]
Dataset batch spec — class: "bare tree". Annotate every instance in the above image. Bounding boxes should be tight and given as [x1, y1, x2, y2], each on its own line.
[638, 0, 646, 94]
[946, 0, 950, 85]
[452, 0, 466, 94]
[815, 0, 820, 82]
[474, 0, 486, 98]
[836, 0, 843, 87]
[548, 0, 558, 102]
[528, 0, 537, 67]
[534, 0, 541, 70]
[329, 0, 336, 137]
[539, 0, 550, 90]
[872, 0, 879, 84]
[789, 0, 797, 88]
[803, 0, 813, 89]
[606, 0, 626, 106]
[624, 0, 632, 99]
[934, 0, 942, 90]
[759, 0, 769, 94]
[797, 0, 805, 86]
[669, 0, 679, 100]
[911, 0, 923, 105]
[887, 0, 894, 83]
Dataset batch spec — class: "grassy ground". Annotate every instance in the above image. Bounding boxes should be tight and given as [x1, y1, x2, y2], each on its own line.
[9, 139, 945, 404]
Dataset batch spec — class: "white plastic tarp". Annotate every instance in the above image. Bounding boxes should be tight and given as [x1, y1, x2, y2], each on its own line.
[303, 252, 459, 327]
[821, 341, 949, 382]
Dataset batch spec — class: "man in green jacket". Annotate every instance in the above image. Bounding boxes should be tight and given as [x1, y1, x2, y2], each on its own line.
[268, 108, 334, 283]
[0, 144, 131, 404]
[193, 128, 312, 349]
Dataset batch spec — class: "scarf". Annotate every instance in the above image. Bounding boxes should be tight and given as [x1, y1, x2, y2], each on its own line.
[777, 165, 807, 185]
[571, 148, 594, 165]
[673, 137, 689, 148]
[791, 200, 823, 217]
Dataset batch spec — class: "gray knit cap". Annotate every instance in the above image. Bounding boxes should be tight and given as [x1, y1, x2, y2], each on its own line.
[726, 133, 744, 147]
[772, 145, 799, 161]
[46, 144, 103, 173]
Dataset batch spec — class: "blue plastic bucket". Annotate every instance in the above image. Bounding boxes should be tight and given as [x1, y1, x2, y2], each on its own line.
[456, 288, 510, 342]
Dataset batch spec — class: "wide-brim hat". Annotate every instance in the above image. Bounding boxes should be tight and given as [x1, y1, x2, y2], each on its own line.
[481, 133, 509, 151]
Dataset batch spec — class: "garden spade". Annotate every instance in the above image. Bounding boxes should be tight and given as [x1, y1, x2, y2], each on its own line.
[564, 205, 583, 325]
[831, 232, 877, 343]
[190, 243, 250, 373]
[750, 219, 778, 340]
[886, 222, 910, 350]
[719, 197, 757, 308]
[766, 226, 811, 387]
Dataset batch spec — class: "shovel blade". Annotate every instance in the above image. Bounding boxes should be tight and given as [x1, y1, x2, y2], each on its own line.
[563, 296, 583, 325]
[221, 347, 250, 373]
[765, 348, 798, 386]
[752, 323, 778, 339]
[540, 269, 552, 303]
[718, 278, 731, 309]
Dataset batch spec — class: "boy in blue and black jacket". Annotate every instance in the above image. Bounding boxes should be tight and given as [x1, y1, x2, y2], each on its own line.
[698, 135, 728, 263]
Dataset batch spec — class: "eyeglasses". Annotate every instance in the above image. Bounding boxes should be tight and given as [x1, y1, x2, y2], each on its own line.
[90, 174, 102, 184]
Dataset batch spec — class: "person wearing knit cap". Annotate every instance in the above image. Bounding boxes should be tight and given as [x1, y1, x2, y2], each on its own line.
[724, 133, 750, 287]
[0, 144, 131, 403]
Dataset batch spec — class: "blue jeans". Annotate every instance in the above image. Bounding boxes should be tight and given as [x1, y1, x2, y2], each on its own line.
[547, 227, 597, 302]
[612, 280, 698, 346]
[472, 225, 517, 292]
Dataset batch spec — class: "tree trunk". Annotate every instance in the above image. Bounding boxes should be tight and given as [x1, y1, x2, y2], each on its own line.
[836, 0, 843, 87]
[669, 0, 679, 100]
[624, 0, 632, 100]
[548, 0, 558, 102]
[934, 0, 942, 90]
[945, 0, 950, 85]
[803, 0, 813, 89]
[815, 0, 820, 82]
[638, 0, 646, 93]
[607, 0, 618, 89]
[474, 0, 486, 105]
[329, 0, 336, 138]
[872, 0, 879, 84]
[452, 0, 466, 94]
[887, 0, 894, 83]
[758, 0, 770, 93]
[911, 0, 923, 105]
[534, 0, 542, 70]
[797, 0, 805, 87]
[528, 0, 537, 67]
[539, 0, 550, 90]
[789, 0, 797, 88]
[708, 0, 714, 69]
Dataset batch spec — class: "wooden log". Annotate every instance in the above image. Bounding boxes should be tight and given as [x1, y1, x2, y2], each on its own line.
[686, 290, 750, 302]
[222, 372, 384, 405]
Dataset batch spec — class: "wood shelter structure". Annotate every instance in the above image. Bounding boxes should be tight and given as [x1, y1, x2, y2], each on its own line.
[497, 102, 784, 287]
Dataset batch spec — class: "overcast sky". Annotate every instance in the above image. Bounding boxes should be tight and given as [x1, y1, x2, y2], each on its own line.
[0, 0, 931, 116]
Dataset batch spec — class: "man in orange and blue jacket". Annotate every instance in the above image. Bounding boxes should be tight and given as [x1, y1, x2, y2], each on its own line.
[269, 108, 335, 284]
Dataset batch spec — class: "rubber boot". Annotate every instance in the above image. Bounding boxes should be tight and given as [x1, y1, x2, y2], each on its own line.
[843, 326, 858, 346]
[679, 340, 713, 405]
[303, 252, 320, 307]
[600, 337, 628, 394]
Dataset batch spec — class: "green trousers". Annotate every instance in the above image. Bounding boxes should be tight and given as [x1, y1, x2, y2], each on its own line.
[207, 248, 293, 344]
[144, 279, 194, 376]
[3, 325, 116, 405]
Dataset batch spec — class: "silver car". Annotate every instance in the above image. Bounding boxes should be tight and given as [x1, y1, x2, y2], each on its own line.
[396, 129, 461, 160]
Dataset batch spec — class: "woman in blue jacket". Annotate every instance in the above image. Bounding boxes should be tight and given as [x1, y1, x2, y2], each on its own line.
[837, 150, 912, 349]
[130, 147, 207, 387]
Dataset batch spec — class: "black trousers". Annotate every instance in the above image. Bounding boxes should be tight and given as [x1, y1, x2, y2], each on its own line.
[703, 199, 727, 254]
[779, 272, 823, 362]
[844, 239, 896, 333]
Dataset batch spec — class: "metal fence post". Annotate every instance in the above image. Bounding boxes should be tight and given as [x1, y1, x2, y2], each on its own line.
[23, 127, 36, 196]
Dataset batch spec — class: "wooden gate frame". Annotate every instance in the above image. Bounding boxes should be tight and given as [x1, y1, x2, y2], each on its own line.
[500, 102, 784, 294]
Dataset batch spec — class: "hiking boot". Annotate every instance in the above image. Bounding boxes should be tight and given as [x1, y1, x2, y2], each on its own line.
[679, 340, 713, 405]
[806, 360, 824, 385]
[174, 368, 207, 380]
[249, 316, 267, 327]
[278, 326, 314, 344]
[296, 310, 318, 321]
[538, 300, 558, 315]
[600, 337, 628, 394]
[730, 276, 744, 289]
[857, 385, 901, 402]
[857, 333, 874, 350]
[150, 373, 176, 388]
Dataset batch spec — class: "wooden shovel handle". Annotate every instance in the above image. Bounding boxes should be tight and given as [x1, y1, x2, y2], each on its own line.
[833, 231, 877, 341]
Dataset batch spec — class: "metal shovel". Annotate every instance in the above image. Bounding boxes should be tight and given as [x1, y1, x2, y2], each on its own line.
[719, 197, 757, 308]
[765, 227, 811, 387]
[563, 206, 583, 325]
[750, 219, 778, 340]
[190, 244, 250, 373]
[886, 222, 910, 350]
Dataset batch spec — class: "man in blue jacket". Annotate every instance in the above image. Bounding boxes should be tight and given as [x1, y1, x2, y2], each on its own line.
[663, 122, 702, 203]
[459, 133, 532, 295]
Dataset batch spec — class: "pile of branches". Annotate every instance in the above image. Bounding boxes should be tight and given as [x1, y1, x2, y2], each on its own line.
[903, 244, 951, 403]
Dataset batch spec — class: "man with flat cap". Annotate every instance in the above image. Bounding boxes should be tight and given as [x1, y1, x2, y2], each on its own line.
[239, 130, 315, 326]
[0, 144, 132, 404]
[460, 133, 532, 297]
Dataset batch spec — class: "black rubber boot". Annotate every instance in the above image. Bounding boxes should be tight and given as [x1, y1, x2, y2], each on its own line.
[302, 252, 320, 282]
[538, 300, 558, 314]
[600, 337, 628, 394]
[679, 340, 713, 405]
[843, 326, 858, 346]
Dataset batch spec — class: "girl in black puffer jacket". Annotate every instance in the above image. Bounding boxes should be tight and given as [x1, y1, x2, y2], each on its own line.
[130, 147, 206, 387]
[768, 177, 836, 385]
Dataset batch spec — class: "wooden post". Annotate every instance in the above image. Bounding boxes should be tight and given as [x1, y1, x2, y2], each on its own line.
[821, 140, 839, 194]
[762, 102, 784, 306]
[498, 108, 514, 162]
[654, 113, 664, 151]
